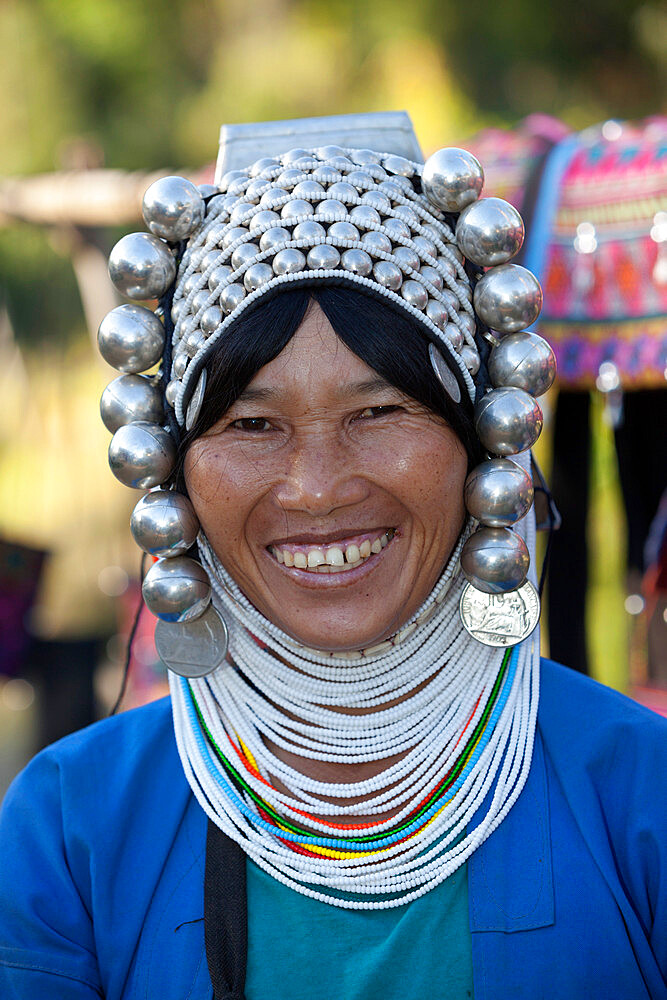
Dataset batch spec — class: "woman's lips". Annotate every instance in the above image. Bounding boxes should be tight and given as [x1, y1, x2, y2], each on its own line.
[268, 529, 395, 574]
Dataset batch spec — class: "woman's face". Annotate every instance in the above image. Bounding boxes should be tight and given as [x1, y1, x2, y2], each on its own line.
[185, 302, 468, 651]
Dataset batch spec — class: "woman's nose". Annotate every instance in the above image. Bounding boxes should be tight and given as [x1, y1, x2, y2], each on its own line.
[272, 432, 368, 517]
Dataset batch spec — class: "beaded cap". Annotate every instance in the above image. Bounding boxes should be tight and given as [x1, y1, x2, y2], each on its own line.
[168, 146, 481, 430]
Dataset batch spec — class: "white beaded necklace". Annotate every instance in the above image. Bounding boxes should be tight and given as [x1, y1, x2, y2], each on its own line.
[170, 529, 540, 909]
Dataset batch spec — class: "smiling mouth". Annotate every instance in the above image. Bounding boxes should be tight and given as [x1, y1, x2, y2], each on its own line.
[268, 529, 396, 574]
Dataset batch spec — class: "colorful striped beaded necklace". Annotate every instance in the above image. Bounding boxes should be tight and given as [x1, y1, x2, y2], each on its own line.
[171, 530, 540, 909]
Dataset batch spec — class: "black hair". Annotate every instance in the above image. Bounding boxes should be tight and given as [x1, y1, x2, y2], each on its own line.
[175, 284, 482, 481]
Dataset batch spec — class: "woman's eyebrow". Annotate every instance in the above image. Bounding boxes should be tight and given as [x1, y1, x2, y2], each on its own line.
[235, 376, 398, 404]
[338, 376, 398, 399]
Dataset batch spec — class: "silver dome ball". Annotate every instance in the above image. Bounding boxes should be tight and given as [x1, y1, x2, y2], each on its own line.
[220, 283, 246, 315]
[393, 246, 421, 272]
[457, 312, 476, 338]
[461, 527, 529, 594]
[311, 166, 342, 185]
[412, 235, 437, 260]
[377, 180, 404, 202]
[422, 148, 484, 213]
[443, 323, 464, 351]
[349, 205, 382, 228]
[292, 220, 326, 241]
[275, 167, 306, 191]
[108, 422, 176, 489]
[327, 182, 358, 202]
[475, 387, 543, 456]
[244, 262, 274, 292]
[259, 187, 288, 208]
[100, 374, 164, 433]
[130, 489, 200, 557]
[351, 148, 382, 165]
[328, 221, 360, 241]
[259, 226, 292, 251]
[316, 144, 345, 159]
[249, 156, 279, 177]
[165, 379, 180, 407]
[340, 248, 373, 276]
[191, 289, 210, 315]
[221, 226, 249, 250]
[231, 243, 260, 271]
[142, 176, 205, 241]
[292, 180, 326, 201]
[455, 197, 524, 267]
[108, 233, 176, 300]
[142, 556, 211, 622]
[315, 199, 348, 222]
[281, 199, 315, 221]
[383, 217, 411, 242]
[249, 209, 281, 233]
[383, 154, 414, 177]
[460, 345, 481, 374]
[373, 260, 403, 290]
[361, 191, 392, 214]
[273, 248, 306, 275]
[362, 231, 392, 255]
[464, 458, 534, 527]
[401, 279, 428, 310]
[425, 299, 447, 328]
[244, 179, 269, 203]
[307, 244, 341, 269]
[208, 265, 233, 292]
[281, 147, 310, 164]
[473, 264, 543, 334]
[97, 304, 165, 373]
[346, 169, 375, 191]
[488, 331, 557, 397]
[420, 265, 444, 292]
[200, 305, 223, 335]
[393, 204, 419, 228]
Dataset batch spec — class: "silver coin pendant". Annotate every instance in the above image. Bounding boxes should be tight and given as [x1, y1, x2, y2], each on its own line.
[459, 580, 540, 647]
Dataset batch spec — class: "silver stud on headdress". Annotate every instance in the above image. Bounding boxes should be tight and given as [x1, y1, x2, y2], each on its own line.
[98, 131, 555, 664]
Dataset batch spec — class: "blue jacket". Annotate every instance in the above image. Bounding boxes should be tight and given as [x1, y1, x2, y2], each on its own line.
[0, 659, 665, 998]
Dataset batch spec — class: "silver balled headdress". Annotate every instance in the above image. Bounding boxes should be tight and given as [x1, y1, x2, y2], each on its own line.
[98, 113, 555, 671]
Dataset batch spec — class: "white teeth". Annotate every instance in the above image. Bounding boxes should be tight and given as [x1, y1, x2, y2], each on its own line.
[272, 530, 394, 571]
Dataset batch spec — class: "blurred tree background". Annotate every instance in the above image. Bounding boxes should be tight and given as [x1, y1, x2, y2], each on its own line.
[0, 0, 664, 705]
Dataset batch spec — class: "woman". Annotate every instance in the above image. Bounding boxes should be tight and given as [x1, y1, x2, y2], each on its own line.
[0, 121, 665, 1000]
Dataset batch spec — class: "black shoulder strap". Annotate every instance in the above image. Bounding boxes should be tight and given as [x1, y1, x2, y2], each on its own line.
[204, 819, 248, 1000]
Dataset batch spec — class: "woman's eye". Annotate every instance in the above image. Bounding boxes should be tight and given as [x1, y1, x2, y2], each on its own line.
[357, 405, 400, 419]
[232, 417, 272, 432]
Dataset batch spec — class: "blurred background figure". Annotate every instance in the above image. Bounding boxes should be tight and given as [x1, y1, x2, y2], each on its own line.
[0, 0, 665, 793]
[468, 116, 667, 686]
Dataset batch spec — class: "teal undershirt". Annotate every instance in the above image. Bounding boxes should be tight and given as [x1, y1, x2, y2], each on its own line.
[246, 858, 474, 1000]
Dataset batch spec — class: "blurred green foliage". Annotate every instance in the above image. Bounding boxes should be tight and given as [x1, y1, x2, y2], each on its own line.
[0, 0, 657, 668]
[0, 0, 663, 345]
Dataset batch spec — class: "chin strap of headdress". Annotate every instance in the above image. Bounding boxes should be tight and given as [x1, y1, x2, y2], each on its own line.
[97, 129, 555, 664]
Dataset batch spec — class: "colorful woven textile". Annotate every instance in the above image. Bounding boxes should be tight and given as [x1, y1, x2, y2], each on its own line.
[537, 118, 667, 388]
